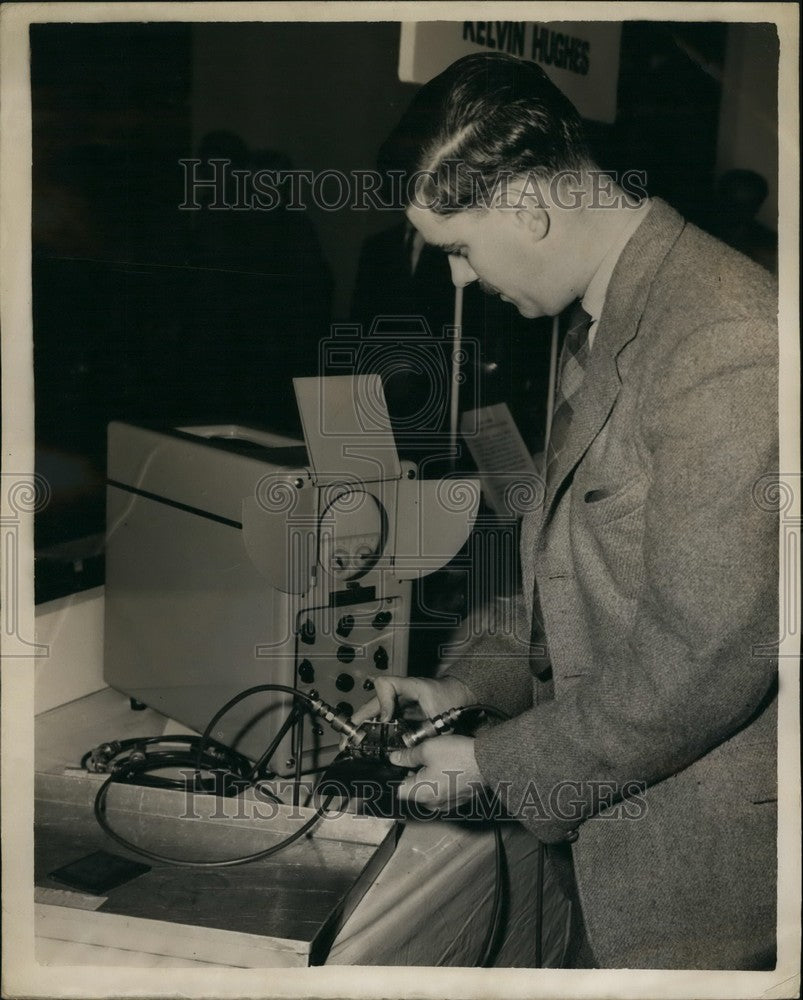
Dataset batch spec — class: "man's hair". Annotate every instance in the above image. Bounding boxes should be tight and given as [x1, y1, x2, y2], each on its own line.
[381, 52, 591, 214]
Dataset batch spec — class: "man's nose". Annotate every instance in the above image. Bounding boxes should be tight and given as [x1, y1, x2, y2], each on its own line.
[448, 255, 478, 287]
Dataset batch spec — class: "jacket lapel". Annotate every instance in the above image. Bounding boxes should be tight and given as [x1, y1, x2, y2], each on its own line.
[540, 199, 686, 529]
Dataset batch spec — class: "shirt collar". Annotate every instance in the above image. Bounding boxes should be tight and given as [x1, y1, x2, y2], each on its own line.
[582, 199, 653, 346]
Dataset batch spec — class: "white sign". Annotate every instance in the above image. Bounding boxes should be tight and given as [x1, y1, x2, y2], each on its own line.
[399, 20, 621, 123]
[461, 403, 539, 518]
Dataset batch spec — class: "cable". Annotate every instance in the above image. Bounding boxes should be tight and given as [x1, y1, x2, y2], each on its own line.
[94, 768, 335, 868]
[86, 686, 516, 966]
[192, 683, 316, 780]
[455, 704, 511, 719]
[478, 823, 506, 968]
[90, 687, 322, 867]
[82, 734, 255, 793]
[395, 702, 512, 968]
[398, 703, 511, 749]
[454, 704, 547, 969]
[191, 683, 364, 779]
[88, 685, 364, 868]
[464, 704, 510, 968]
[246, 704, 301, 784]
[534, 836, 545, 968]
[292, 703, 305, 808]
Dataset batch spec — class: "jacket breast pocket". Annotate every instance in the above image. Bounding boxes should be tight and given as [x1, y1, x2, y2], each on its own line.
[571, 473, 649, 605]
[576, 473, 648, 527]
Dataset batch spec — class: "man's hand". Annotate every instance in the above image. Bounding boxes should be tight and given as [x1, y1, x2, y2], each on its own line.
[389, 735, 484, 811]
[350, 675, 478, 727]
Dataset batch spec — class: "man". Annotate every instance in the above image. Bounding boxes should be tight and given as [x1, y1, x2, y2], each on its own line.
[352, 53, 778, 970]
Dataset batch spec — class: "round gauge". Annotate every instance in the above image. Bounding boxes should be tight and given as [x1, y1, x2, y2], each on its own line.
[319, 490, 386, 580]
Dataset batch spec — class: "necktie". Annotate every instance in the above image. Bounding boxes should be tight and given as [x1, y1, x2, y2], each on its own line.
[545, 301, 593, 486]
[530, 301, 593, 690]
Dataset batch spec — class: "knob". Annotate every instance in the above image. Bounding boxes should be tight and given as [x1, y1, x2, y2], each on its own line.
[298, 659, 315, 684]
[335, 672, 354, 692]
[336, 701, 354, 718]
[363, 678, 375, 690]
[373, 646, 389, 670]
[337, 645, 356, 664]
[372, 611, 392, 630]
[336, 614, 355, 638]
[299, 619, 316, 645]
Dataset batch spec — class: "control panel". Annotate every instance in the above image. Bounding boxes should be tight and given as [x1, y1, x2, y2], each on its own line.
[293, 596, 405, 763]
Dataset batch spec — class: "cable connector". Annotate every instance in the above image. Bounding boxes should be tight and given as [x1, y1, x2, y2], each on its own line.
[401, 707, 464, 748]
[307, 696, 365, 750]
[85, 740, 123, 773]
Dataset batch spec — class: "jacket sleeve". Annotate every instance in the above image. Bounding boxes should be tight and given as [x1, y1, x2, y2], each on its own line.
[442, 592, 535, 720]
[467, 317, 779, 843]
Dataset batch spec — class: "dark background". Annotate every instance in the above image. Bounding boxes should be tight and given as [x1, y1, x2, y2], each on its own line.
[31, 20, 779, 603]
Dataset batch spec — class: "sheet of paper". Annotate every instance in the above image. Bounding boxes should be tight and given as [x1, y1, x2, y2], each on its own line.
[461, 404, 541, 517]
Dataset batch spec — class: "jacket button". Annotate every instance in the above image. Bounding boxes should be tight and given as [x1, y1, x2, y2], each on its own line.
[565, 828, 579, 843]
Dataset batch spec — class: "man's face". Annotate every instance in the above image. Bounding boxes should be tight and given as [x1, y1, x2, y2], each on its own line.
[406, 202, 561, 319]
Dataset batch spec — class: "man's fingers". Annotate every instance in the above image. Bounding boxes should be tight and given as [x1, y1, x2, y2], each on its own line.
[388, 747, 424, 770]
[374, 679, 400, 722]
[350, 677, 399, 726]
[350, 696, 381, 727]
[356, 678, 398, 723]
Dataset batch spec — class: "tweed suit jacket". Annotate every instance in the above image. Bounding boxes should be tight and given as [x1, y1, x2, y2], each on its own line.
[446, 199, 779, 969]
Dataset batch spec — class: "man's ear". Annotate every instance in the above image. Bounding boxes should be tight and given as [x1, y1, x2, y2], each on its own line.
[514, 200, 550, 241]
[493, 180, 550, 241]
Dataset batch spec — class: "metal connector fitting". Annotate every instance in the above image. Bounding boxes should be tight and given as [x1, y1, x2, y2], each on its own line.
[308, 696, 365, 749]
[401, 707, 464, 748]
